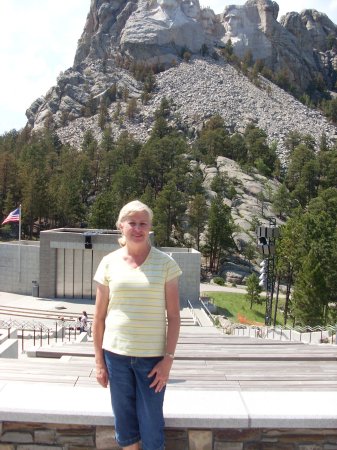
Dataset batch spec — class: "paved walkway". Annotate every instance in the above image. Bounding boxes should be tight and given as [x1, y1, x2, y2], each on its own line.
[0, 289, 220, 329]
[200, 283, 247, 293]
[0, 291, 96, 316]
[0, 282, 247, 312]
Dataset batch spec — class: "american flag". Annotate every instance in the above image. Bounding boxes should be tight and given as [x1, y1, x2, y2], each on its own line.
[1, 207, 20, 225]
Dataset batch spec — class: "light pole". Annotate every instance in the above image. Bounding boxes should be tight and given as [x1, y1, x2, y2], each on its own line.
[256, 218, 279, 326]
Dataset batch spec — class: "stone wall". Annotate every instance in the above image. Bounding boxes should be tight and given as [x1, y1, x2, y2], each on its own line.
[0, 242, 39, 295]
[1, 422, 337, 449]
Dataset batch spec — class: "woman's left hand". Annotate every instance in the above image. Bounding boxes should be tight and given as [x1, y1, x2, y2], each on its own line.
[148, 356, 173, 393]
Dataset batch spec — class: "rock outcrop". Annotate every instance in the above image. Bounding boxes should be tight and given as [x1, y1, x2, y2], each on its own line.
[26, 0, 337, 158]
[280, 9, 337, 90]
[221, 2, 337, 91]
[197, 154, 285, 283]
[73, 0, 217, 65]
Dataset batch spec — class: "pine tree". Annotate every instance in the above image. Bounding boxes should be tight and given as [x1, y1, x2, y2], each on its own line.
[188, 194, 208, 250]
[206, 196, 235, 272]
[153, 181, 186, 246]
[98, 99, 109, 130]
[246, 273, 262, 309]
[126, 98, 138, 119]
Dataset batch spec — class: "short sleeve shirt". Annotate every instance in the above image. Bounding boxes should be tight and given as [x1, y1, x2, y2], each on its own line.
[94, 247, 182, 357]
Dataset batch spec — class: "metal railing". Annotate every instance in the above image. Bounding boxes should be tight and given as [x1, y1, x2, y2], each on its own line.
[197, 296, 337, 344]
[199, 298, 216, 325]
[187, 300, 202, 326]
[231, 323, 337, 345]
[0, 318, 91, 353]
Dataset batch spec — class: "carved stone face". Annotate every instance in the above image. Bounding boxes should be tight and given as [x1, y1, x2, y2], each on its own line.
[259, 0, 279, 20]
[221, 3, 274, 60]
[256, 0, 279, 27]
[158, 0, 178, 10]
[181, 0, 200, 19]
[201, 8, 216, 33]
[223, 7, 244, 34]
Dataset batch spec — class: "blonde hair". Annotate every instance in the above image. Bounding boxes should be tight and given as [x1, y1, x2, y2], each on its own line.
[116, 200, 153, 247]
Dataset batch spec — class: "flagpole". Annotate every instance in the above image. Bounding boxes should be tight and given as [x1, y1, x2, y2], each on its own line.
[18, 204, 22, 282]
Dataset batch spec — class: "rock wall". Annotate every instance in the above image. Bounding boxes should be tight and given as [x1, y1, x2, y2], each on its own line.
[2, 422, 337, 449]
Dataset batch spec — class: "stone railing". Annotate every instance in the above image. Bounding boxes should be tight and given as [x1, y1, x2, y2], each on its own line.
[1, 384, 337, 449]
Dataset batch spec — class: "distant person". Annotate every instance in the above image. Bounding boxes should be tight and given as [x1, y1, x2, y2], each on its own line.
[93, 200, 182, 450]
[80, 311, 88, 332]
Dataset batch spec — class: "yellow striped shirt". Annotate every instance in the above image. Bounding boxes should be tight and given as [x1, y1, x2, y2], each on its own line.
[94, 247, 182, 357]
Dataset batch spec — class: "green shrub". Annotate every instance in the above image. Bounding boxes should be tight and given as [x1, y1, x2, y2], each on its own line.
[213, 276, 225, 286]
[183, 51, 191, 62]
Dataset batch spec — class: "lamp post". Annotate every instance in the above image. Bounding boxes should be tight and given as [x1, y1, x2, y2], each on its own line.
[256, 218, 279, 326]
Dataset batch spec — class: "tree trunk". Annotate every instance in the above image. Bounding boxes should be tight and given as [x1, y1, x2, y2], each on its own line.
[273, 275, 280, 326]
[284, 267, 293, 326]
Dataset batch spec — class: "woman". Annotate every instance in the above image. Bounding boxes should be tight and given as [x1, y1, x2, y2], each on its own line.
[93, 200, 181, 450]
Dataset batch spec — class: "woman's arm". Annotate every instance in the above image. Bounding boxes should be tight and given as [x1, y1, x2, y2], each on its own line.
[149, 277, 180, 392]
[165, 276, 181, 357]
[93, 283, 109, 388]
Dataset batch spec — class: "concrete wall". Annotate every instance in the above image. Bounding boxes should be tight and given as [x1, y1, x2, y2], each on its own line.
[0, 231, 201, 303]
[0, 242, 40, 295]
[40, 228, 143, 299]
[39, 229, 200, 302]
[160, 247, 200, 306]
[0, 338, 18, 358]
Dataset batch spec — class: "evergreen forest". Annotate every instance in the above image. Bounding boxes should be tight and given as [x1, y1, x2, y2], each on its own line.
[1, 100, 337, 327]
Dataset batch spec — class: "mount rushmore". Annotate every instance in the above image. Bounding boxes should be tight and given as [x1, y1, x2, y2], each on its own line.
[26, 0, 337, 155]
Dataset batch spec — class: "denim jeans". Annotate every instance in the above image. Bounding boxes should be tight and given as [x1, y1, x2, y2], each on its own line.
[104, 350, 165, 450]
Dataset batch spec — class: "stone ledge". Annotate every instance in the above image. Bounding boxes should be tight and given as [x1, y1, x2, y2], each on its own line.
[1, 383, 337, 429]
[0, 339, 18, 358]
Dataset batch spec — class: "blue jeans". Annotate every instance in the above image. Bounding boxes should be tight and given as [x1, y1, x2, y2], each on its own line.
[104, 350, 165, 450]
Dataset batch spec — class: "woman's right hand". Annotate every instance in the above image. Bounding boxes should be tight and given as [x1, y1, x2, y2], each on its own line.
[96, 364, 109, 388]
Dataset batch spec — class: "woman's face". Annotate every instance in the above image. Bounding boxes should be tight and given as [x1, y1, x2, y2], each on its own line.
[120, 211, 151, 245]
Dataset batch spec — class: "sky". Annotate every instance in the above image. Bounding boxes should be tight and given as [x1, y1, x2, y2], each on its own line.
[1, 0, 337, 135]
